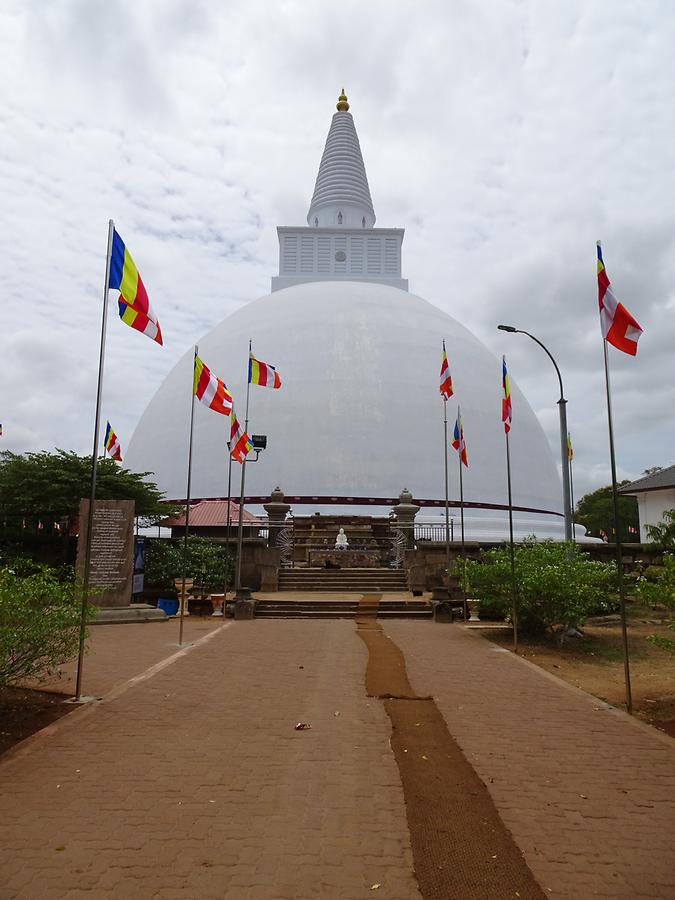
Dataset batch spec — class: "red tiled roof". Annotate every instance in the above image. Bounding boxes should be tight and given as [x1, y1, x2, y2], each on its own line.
[161, 500, 260, 528]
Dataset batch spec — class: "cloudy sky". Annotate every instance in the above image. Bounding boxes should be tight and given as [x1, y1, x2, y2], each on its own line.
[1, 0, 674, 501]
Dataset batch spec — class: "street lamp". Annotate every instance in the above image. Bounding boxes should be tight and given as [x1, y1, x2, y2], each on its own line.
[234, 436, 267, 598]
[497, 325, 573, 542]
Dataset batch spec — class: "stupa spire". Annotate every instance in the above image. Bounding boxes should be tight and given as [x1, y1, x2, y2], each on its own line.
[307, 90, 376, 228]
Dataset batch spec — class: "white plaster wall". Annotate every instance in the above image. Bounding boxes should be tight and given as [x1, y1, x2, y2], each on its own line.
[638, 489, 675, 541]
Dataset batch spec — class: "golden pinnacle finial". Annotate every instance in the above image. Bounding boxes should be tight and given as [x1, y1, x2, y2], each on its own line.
[336, 88, 349, 112]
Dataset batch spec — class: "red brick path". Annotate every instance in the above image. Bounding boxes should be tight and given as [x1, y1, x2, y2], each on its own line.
[30, 618, 223, 698]
[387, 622, 675, 899]
[1, 622, 420, 899]
[3, 620, 674, 899]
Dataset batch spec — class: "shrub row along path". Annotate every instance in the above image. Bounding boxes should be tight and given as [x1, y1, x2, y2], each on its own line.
[0, 618, 674, 899]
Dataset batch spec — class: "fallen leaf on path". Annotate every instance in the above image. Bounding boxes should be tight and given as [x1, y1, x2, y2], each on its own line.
[295, 722, 311, 730]
[334, 711, 341, 717]
[370, 885, 381, 891]
[421, 755, 428, 760]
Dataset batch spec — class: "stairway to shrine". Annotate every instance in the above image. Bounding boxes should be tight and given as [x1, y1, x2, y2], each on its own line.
[277, 567, 408, 593]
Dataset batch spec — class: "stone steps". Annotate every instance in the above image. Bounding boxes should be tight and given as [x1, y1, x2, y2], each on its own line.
[255, 599, 432, 620]
[278, 567, 408, 593]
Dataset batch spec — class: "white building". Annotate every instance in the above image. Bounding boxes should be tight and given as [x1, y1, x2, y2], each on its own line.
[620, 465, 675, 541]
[126, 91, 572, 540]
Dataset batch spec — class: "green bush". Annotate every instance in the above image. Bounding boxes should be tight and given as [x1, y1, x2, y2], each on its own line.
[457, 538, 617, 638]
[645, 509, 675, 550]
[636, 553, 675, 610]
[0, 564, 93, 687]
[145, 537, 233, 594]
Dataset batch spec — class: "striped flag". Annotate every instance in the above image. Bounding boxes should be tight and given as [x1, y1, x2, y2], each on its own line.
[452, 414, 468, 467]
[193, 355, 233, 416]
[439, 341, 454, 400]
[249, 353, 281, 388]
[109, 228, 163, 345]
[103, 421, 123, 461]
[567, 432, 574, 461]
[597, 242, 642, 356]
[230, 408, 253, 463]
[501, 356, 512, 433]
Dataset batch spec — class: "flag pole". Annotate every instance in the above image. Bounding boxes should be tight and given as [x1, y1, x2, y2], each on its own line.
[505, 429, 518, 653]
[443, 396, 451, 593]
[178, 345, 198, 646]
[568, 434, 576, 544]
[75, 218, 114, 701]
[223, 443, 233, 608]
[457, 405, 467, 621]
[234, 339, 253, 594]
[602, 340, 633, 713]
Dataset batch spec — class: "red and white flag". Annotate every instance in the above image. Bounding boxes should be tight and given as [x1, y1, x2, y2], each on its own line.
[193, 355, 233, 416]
[229, 407, 253, 463]
[597, 242, 643, 356]
[439, 341, 454, 400]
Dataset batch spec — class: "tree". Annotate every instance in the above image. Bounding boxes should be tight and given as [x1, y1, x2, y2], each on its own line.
[144, 536, 233, 594]
[575, 482, 638, 542]
[0, 449, 176, 527]
[459, 539, 617, 640]
[0, 563, 94, 687]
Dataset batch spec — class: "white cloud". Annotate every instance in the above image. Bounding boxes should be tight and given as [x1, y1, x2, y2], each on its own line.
[1, 0, 674, 503]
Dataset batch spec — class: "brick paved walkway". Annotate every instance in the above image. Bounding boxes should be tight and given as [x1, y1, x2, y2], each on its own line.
[2, 619, 674, 899]
[387, 622, 675, 899]
[28, 618, 223, 698]
[1, 622, 420, 900]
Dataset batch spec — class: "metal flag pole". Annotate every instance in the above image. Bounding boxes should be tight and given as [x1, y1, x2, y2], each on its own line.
[178, 345, 198, 646]
[568, 433, 576, 544]
[234, 339, 253, 594]
[224, 442, 233, 606]
[602, 340, 633, 713]
[504, 429, 518, 653]
[443, 396, 451, 591]
[457, 405, 467, 621]
[75, 219, 114, 701]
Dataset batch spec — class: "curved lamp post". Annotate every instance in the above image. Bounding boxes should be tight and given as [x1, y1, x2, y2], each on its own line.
[497, 325, 573, 542]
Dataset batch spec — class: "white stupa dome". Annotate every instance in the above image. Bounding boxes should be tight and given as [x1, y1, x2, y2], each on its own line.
[125, 92, 568, 539]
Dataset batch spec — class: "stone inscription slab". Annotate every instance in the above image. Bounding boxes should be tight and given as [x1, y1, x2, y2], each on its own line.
[77, 499, 135, 608]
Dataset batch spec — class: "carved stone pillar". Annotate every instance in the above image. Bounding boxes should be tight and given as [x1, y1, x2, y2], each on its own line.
[263, 486, 291, 548]
[393, 488, 420, 549]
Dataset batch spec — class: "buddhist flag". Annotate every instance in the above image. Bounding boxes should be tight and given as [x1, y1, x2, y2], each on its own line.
[109, 228, 163, 345]
[249, 354, 281, 388]
[452, 414, 468, 467]
[230, 408, 253, 463]
[193, 356, 233, 416]
[104, 421, 123, 461]
[597, 242, 642, 356]
[439, 340, 454, 400]
[567, 432, 574, 461]
[501, 356, 512, 433]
